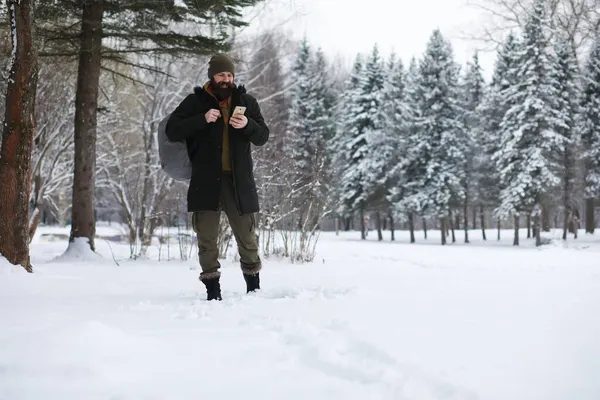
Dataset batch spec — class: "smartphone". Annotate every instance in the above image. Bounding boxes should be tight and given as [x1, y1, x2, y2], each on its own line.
[232, 106, 246, 116]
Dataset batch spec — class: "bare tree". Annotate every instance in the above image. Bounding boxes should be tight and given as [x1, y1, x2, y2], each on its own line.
[97, 57, 206, 258]
[233, 30, 296, 257]
[29, 61, 76, 240]
[0, 0, 38, 272]
[467, 0, 600, 57]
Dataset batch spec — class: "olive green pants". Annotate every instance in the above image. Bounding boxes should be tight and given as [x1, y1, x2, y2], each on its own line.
[191, 173, 261, 280]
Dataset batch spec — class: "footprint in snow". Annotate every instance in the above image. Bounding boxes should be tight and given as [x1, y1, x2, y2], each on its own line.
[263, 319, 480, 400]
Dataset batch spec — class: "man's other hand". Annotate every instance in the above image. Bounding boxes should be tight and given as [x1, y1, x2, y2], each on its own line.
[205, 109, 221, 123]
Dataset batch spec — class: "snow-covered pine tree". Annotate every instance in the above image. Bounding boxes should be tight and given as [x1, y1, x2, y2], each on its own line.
[382, 53, 411, 241]
[316, 49, 341, 219]
[580, 34, 600, 235]
[285, 40, 335, 244]
[479, 32, 522, 242]
[331, 54, 363, 231]
[460, 52, 485, 244]
[495, 0, 563, 246]
[304, 47, 337, 230]
[415, 29, 466, 245]
[336, 46, 385, 239]
[285, 38, 314, 199]
[552, 35, 581, 240]
[356, 45, 387, 240]
[395, 57, 427, 242]
[314, 48, 338, 146]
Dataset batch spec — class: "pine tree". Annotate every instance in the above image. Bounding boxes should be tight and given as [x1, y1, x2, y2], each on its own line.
[286, 38, 314, 194]
[357, 44, 386, 192]
[373, 53, 403, 190]
[381, 53, 410, 240]
[580, 34, 600, 235]
[34, 1, 256, 60]
[478, 32, 521, 242]
[460, 52, 485, 243]
[332, 54, 363, 230]
[356, 44, 386, 238]
[286, 40, 336, 233]
[336, 47, 385, 239]
[312, 48, 337, 148]
[395, 57, 426, 243]
[495, 0, 563, 246]
[415, 29, 466, 245]
[306, 47, 336, 230]
[552, 35, 581, 239]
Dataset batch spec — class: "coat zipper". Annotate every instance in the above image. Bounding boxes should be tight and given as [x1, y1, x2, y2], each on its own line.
[207, 89, 244, 215]
[228, 97, 243, 216]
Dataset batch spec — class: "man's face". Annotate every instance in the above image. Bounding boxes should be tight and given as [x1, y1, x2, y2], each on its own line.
[210, 71, 235, 100]
[213, 72, 234, 86]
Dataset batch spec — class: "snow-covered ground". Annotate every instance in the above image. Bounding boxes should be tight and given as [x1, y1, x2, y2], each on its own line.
[1, 224, 600, 400]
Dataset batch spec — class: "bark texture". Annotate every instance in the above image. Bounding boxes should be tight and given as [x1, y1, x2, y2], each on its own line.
[69, 0, 105, 251]
[0, 0, 38, 273]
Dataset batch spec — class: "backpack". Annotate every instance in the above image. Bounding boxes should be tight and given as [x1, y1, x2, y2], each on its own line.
[157, 112, 192, 181]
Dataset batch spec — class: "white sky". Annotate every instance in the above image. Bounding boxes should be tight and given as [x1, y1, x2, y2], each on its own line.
[242, 0, 500, 80]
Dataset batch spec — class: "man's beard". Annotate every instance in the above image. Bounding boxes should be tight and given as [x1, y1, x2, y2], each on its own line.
[209, 79, 235, 101]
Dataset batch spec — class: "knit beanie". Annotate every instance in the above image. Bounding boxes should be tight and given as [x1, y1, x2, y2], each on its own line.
[207, 54, 235, 79]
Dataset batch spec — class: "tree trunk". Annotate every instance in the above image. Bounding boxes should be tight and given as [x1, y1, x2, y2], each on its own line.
[440, 217, 447, 245]
[463, 199, 469, 243]
[0, 0, 38, 273]
[375, 211, 383, 241]
[449, 209, 456, 243]
[497, 218, 501, 241]
[585, 198, 594, 234]
[562, 208, 570, 240]
[534, 210, 542, 247]
[480, 205, 486, 241]
[526, 214, 531, 238]
[422, 217, 427, 239]
[542, 203, 550, 232]
[513, 215, 519, 246]
[359, 206, 365, 240]
[472, 207, 477, 230]
[69, 0, 105, 252]
[563, 152, 574, 239]
[335, 215, 339, 236]
[388, 213, 395, 241]
[137, 141, 154, 253]
[408, 213, 415, 243]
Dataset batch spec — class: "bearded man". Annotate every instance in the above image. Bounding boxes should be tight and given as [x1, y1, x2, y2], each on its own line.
[166, 54, 269, 301]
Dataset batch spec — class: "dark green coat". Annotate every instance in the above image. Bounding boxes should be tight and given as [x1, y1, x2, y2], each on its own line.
[165, 85, 269, 214]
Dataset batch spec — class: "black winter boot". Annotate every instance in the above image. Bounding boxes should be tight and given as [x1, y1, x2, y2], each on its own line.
[200, 272, 222, 301]
[243, 273, 260, 293]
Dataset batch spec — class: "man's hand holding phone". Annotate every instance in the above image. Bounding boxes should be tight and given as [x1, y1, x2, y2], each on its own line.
[230, 106, 248, 129]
